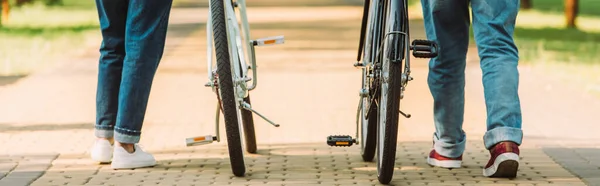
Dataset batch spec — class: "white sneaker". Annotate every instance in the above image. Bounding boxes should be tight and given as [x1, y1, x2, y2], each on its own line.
[91, 139, 113, 163]
[111, 144, 156, 169]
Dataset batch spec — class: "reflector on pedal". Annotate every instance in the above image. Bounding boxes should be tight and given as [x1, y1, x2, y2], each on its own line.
[327, 135, 355, 147]
[336, 141, 349, 145]
[253, 36, 285, 46]
[186, 135, 217, 146]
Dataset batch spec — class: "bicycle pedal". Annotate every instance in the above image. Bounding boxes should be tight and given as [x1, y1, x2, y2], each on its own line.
[185, 135, 218, 146]
[252, 36, 285, 46]
[410, 39, 438, 58]
[327, 135, 356, 147]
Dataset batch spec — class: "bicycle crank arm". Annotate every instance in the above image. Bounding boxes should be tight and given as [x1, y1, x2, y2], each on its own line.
[241, 102, 280, 127]
[214, 102, 221, 142]
[186, 102, 222, 146]
[353, 91, 368, 145]
[247, 35, 286, 91]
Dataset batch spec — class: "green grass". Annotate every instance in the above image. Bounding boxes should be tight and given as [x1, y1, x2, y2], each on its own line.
[529, 0, 600, 17]
[463, 11, 600, 64]
[516, 1, 600, 96]
[514, 27, 600, 64]
[0, 0, 99, 75]
[418, 0, 600, 65]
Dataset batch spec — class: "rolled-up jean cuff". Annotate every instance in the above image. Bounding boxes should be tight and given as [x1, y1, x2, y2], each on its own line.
[433, 133, 466, 158]
[115, 132, 141, 144]
[483, 127, 523, 149]
[95, 128, 114, 138]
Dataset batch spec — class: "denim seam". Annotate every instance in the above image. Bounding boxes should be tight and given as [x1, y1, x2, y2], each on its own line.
[95, 124, 114, 127]
[483, 127, 523, 149]
[115, 126, 141, 133]
[114, 132, 141, 144]
[95, 125, 114, 130]
[433, 132, 466, 158]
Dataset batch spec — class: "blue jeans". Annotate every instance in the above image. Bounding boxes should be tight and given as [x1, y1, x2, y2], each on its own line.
[94, 0, 173, 144]
[421, 0, 523, 158]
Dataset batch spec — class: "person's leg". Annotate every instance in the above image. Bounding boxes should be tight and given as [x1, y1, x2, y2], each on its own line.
[113, 0, 173, 147]
[471, 0, 522, 177]
[471, 0, 523, 150]
[421, 0, 471, 159]
[92, 0, 128, 163]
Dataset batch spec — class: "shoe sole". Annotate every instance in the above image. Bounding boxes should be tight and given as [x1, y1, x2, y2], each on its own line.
[111, 161, 157, 170]
[91, 152, 112, 164]
[483, 153, 519, 178]
[427, 157, 462, 168]
[91, 156, 112, 164]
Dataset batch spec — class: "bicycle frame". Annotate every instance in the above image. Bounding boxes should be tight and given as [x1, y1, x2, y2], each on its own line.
[357, 0, 415, 134]
[202, 0, 282, 142]
[207, 0, 251, 94]
[360, 0, 411, 73]
[187, 0, 285, 174]
[327, 0, 437, 183]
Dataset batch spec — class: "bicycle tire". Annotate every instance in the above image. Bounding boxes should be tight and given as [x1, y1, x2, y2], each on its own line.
[360, 72, 378, 162]
[376, 0, 406, 183]
[376, 61, 401, 184]
[235, 52, 257, 154]
[359, 0, 381, 163]
[241, 96, 257, 153]
[211, 0, 246, 177]
[360, 45, 379, 162]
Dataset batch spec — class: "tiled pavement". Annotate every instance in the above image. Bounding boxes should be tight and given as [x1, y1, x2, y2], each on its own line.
[15, 142, 591, 186]
[1, 2, 599, 186]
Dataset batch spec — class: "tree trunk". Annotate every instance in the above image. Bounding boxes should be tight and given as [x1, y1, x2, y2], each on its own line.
[565, 0, 579, 28]
[15, 0, 33, 6]
[1, 0, 9, 25]
[521, 0, 532, 10]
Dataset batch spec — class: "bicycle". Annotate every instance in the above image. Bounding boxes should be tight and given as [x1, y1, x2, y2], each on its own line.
[327, 0, 438, 184]
[185, 0, 284, 177]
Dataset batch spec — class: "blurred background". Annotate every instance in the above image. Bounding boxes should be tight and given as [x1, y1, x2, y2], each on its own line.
[0, 0, 599, 185]
[1, 0, 598, 79]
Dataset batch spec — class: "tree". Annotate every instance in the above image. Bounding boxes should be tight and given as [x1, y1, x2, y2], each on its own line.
[565, 0, 579, 28]
[16, 0, 33, 6]
[1, 0, 9, 26]
[521, 0, 532, 10]
[15, 0, 62, 6]
[45, 0, 63, 6]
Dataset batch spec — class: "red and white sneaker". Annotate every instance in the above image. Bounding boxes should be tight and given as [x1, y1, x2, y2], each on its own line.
[426, 150, 462, 168]
[483, 141, 520, 178]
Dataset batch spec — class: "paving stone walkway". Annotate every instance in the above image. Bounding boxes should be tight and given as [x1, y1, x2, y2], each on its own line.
[0, 2, 598, 186]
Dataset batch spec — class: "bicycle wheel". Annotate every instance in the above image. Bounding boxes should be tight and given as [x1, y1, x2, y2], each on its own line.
[376, 0, 406, 184]
[359, 0, 381, 162]
[235, 52, 257, 154]
[211, 0, 245, 177]
[360, 79, 378, 162]
[376, 58, 401, 184]
[241, 95, 257, 153]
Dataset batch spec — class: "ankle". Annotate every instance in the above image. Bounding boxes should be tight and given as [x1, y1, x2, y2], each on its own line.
[98, 138, 114, 145]
[116, 142, 135, 153]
